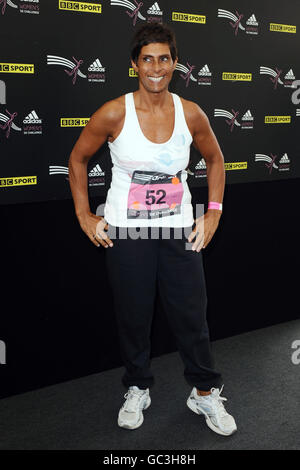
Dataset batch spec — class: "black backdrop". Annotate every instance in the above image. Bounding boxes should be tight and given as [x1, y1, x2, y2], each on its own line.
[1, 1, 300, 398]
[1, 0, 300, 204]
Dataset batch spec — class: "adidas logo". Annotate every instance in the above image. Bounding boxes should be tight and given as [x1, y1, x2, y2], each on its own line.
[198, 64, 211, 77]
[88, 59, 105, 72]
[147, 2, 163, 15]
[285, 69, 295, 80]
[23, 110, 42, 124]
[195, 158, 207, 170]
[88, 164, 104, 177]
[296, 109, 300, 116]
[242, 110, 254, 121]
[279, 153, 290, 164]
[246, 14, 258, 26]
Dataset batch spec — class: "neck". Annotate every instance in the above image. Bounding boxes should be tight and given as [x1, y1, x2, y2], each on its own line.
[134, 85, 171, 111]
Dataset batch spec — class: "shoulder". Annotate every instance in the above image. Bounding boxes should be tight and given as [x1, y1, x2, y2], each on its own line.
[179, 96, 209, 123]
[176, 96, 214, 140]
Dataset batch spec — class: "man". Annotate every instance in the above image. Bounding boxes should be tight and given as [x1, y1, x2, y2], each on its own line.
[68, 23, 237, 437]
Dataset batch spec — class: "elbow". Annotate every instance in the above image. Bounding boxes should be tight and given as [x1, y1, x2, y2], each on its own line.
[68, 150, 88, 169]
[205, 152, 224, 167]
[68, 151, 77, 169]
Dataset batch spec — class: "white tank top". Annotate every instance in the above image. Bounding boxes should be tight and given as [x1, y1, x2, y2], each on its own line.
[104, 92, 194, 227]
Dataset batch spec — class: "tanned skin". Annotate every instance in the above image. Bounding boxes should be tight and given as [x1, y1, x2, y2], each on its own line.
[68, 42, 225, 251]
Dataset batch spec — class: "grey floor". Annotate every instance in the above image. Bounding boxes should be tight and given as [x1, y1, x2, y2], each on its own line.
[0, 319, 299, 450]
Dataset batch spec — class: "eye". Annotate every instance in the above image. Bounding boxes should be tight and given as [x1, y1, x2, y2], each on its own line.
[143, 57, 151, 62]
[161, 57, 169, 62]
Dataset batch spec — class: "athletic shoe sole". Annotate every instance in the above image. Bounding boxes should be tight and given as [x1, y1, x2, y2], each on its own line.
[118, 395, 151, 430]
[186, 396, 237, 436]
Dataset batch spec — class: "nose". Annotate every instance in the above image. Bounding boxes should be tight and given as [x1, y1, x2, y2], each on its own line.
[152, 58, 162, 74]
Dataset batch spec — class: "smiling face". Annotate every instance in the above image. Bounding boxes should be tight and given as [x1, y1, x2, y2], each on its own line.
[131, 42, 178, 94]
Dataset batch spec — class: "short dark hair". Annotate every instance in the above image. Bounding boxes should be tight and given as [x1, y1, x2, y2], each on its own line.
[130, 23, 178, 64]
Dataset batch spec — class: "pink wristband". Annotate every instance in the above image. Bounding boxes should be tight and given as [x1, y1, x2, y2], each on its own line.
[208, 202, 223, 211]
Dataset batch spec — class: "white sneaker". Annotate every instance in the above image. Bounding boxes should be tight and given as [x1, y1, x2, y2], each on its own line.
[118, 386, 151, 430]
[187, 385, 237, 436]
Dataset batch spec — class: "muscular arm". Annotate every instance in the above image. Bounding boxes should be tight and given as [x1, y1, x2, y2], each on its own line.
[68, 98, 124, 217]
[183, 99, 225, 250]
[183, 99, 225, 210]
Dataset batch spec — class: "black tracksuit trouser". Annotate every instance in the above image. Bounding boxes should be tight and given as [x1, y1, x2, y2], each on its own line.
[105, 224, 223, 392]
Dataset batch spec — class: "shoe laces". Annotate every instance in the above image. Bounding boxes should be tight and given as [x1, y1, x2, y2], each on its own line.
[208, 385, 228, 418]
[123, 389, 145, 413]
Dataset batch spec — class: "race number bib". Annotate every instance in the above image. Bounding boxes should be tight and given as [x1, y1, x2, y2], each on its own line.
[127, 170, 184, 219]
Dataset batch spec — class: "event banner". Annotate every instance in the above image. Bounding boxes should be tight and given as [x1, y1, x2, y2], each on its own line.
[0, 0, 299, 204]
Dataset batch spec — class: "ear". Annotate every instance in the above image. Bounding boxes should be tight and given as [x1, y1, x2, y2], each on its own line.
[131, 59, 139, 73]
[173, 57, 178, 70]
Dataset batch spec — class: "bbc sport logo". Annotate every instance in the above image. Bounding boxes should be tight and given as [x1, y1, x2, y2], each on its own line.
[270, 23, 296, 34]
[0, 176, 37, 187]
[0, 62, 34, 73]
[172, 11, 206, 24]
[58, 1, 102, 14]
[60, 117, 89, 127]
[264, 115, 291, 124]
[222, 72, 252, 82]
